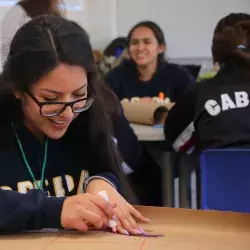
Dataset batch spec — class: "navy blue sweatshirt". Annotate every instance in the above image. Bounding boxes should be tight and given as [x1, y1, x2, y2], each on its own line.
[105, 60, 195, 102]
[164, 65, 250, 153]
[0, 123, 120, 231]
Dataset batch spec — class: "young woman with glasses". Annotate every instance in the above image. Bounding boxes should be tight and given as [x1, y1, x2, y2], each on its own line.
[0, 15, 149, 235]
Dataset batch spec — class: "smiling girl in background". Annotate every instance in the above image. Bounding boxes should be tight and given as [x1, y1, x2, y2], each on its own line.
[0, 15, 149, 235]
[105, 21, 195, 103]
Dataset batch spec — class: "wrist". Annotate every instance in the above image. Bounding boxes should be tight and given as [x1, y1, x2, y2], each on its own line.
[86, 179, 115, 194]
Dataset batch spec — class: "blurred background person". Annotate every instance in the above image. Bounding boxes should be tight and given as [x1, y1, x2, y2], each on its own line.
[164, 13, 250, 154]
[105, 21, 195, 103]
[1, 0, 65, 63]
[98, 37, 128, 76]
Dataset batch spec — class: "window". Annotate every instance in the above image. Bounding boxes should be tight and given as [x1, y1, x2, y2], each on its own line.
[0, 0, 16, 6]
[64, 0, 83, 11]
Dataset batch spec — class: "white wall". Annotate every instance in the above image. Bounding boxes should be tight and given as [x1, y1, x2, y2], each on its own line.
[0, 0, 89, 68]
[1, 0, 250, 61]
[86, 0, 117, 50]
[0, 1, 88, 27]
[117, 0, 250, 59]
[66, 0, 88, 29]
[0, 0, 117, 57]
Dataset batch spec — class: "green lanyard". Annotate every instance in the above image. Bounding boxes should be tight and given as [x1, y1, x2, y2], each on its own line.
[15, 131, 48, 190]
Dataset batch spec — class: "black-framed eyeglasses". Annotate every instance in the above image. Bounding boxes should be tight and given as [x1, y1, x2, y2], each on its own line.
[26, 90, 95, 117]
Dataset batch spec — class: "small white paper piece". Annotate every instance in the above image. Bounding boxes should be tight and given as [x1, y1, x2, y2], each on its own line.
[98, 190, 117, 229]
[108, 220, 117, 228]
[98, 190, 109, 201]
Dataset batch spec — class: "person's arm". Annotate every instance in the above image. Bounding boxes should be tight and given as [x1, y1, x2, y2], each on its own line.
[0, 189, 65, 231]
[164, 84, 199, 154]
[84, 172, 121, 193]
[105, 70, 122, 100]
[112, 111, 142, 171]
[0, 188, 118, 233]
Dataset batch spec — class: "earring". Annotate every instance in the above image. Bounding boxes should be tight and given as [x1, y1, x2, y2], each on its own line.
[14, 92, 22, 100]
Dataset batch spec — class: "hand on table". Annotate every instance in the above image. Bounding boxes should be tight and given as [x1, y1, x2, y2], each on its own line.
[108, 189, 151, 235]
[61, 193, 116, 231]
[86, 179, 151, 236]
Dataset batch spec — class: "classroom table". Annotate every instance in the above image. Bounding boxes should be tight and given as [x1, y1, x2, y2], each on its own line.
[129, 123, 165, 141]
[130, 123, 197, 209]
[1, 206, 250, 250]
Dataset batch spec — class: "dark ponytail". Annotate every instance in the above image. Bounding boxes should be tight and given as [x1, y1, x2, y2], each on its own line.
[212, 21, 250, 64]
[212, 13, 250, 65]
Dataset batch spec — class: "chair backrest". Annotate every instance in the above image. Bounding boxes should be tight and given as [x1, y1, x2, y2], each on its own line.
[182, 64, 201, 80]
[200, 149, 250, 213]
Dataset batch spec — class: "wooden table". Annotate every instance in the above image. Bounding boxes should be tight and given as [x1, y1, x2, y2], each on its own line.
[1, 206, 250, 250]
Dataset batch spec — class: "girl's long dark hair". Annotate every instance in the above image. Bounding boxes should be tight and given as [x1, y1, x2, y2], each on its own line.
[0, 15, 136, 203]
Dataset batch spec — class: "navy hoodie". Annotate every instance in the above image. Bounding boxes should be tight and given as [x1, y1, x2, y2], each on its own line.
[164, 65, 250, 153]
[0, 123, 120, 231]
[105, 60, 195, 102]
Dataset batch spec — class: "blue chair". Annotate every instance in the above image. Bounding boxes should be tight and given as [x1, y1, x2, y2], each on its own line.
[200, 149, 250, 213]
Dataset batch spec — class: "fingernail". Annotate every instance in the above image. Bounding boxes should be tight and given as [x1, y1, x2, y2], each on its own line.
[123, 229, 129, 235]
[112, 215, 117, 220]
[134, 229, 142, 235]
[139, 228, 146, 235]
[146, 218, 151, 223]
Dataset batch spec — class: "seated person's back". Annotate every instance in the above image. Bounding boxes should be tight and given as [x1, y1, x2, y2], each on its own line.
[164, 13, 250, 153]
